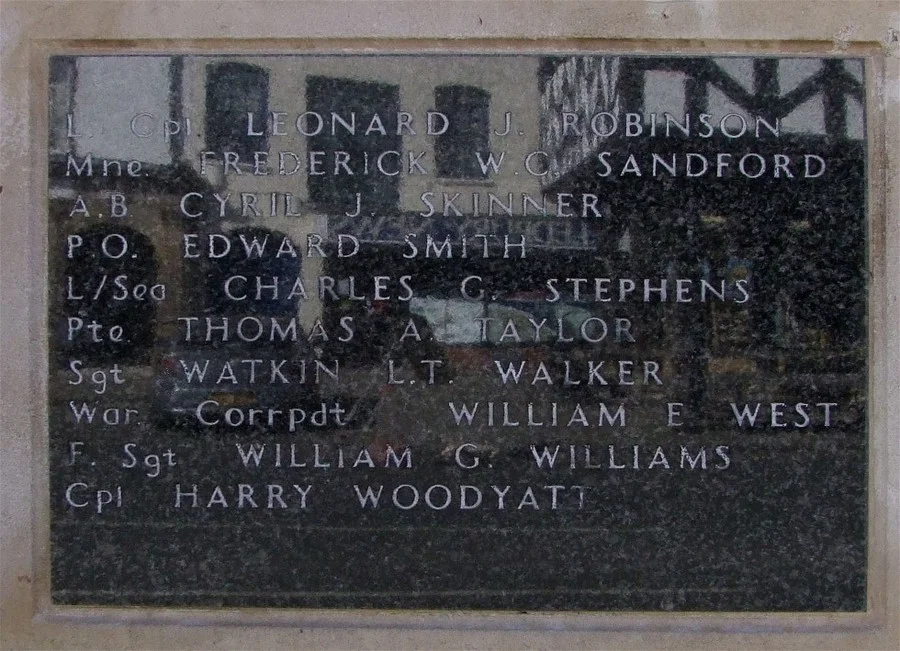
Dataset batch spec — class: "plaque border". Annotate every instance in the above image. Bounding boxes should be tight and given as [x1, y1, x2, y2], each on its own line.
[30, 37, 890, 631]
[2, 1, 897, 647]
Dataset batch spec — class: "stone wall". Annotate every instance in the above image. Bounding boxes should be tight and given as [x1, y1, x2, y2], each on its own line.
[1, 2, 897, 649]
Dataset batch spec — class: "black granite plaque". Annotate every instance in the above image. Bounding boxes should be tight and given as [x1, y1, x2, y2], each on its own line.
[48, 53, 868, 611]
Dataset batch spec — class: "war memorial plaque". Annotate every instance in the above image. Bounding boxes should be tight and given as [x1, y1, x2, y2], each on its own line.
[47, 52, 869, 612]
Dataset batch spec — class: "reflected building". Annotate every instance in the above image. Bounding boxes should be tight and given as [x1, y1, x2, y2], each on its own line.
[49, 54, 551, 365]
[48, 54, 867, 409]
[537, 56, 867, 405]
[177, 54, 548, 364]
[48, 56, 209, 364]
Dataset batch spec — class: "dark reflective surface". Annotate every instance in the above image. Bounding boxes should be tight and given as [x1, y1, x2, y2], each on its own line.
[48, 54, 867, 610]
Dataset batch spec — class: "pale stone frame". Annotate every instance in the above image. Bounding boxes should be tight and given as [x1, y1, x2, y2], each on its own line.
[1, 2, 897, 649]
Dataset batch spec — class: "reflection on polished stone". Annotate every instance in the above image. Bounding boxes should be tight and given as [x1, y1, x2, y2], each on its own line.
[48, 53, 867, 611]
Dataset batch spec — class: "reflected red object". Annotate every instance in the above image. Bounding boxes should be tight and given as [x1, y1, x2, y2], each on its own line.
[159, 355, 179, 375]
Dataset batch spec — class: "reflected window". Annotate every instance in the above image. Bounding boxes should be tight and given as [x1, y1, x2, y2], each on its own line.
[306, 76, 401, 215]
[434, 85, 490, 179]
[205, 62, 268, 158]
